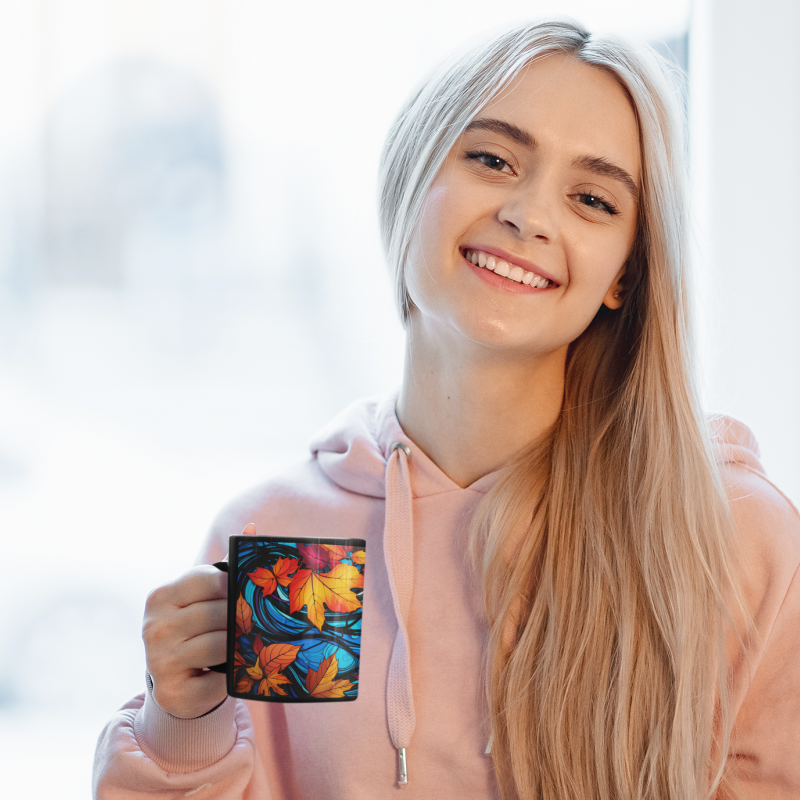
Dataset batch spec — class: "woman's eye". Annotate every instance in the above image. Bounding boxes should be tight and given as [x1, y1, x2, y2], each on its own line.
[576, 192, 619, 216]
[466, 150, 513, 174]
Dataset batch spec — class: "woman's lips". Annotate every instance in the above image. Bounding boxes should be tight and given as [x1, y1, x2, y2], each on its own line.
[464, 256, 553, 294]
[462, 245, 560, 286]
[461, 247, 559, 294]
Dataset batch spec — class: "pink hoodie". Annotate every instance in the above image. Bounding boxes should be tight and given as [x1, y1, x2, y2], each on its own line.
[94, 394, 800, 798]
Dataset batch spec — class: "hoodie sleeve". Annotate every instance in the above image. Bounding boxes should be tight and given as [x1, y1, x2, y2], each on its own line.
[711, 416, 800, 796]
[93, 687, 270, 800]
[93, 459, 347, 800]
[92, 495, 281, 800]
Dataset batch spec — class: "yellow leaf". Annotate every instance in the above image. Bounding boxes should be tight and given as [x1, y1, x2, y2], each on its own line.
[258, 671, 291, 697]
[305, 654, 354, 698]
[288, 563, 363, 631]
[246, 661, 264, 680]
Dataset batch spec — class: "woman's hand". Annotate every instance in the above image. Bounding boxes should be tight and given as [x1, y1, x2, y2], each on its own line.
[141, 526, 254, 718]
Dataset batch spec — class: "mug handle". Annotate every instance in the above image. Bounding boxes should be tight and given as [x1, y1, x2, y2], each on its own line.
[208, 561, 229, 673]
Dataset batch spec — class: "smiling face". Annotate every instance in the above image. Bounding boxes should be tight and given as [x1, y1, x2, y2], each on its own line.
[405, 53, 641, 362]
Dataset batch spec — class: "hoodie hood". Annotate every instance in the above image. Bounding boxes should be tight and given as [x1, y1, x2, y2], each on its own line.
[709, 414, 766, 476]
[309, 394, 763, 495]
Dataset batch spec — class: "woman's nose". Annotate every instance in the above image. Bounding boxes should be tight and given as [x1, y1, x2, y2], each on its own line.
[496, 179, 557, 242]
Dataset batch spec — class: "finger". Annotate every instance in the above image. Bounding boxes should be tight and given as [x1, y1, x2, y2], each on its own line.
[173, 598, 229, 641]
[151, 600, 228, 645]
[147, 629, 228, 677]
[179, 629, 229, 671]
[152, 667, 228, 719]
[168, 565, 228, 608]
[143, 598, 227, 660]
[242, 522, 257, 535]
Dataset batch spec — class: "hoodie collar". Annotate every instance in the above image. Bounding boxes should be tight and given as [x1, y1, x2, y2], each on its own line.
[309, 392, 498, 499]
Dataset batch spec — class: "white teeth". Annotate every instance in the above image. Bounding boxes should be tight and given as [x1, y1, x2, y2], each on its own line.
[467, 249, 553, 288]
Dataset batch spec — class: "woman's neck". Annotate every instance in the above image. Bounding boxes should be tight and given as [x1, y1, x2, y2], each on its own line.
[396, 320, 566, 488]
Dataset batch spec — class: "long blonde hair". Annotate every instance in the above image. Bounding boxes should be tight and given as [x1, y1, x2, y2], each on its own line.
[379, 20, 749, 800]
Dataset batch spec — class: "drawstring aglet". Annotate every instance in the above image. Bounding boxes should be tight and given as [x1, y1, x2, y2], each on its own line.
[398, 747, 408, 785]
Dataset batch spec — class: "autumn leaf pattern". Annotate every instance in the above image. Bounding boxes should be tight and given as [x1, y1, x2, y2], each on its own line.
[231, 538, 365, 702]
[235, 596, 253, 636]
[305, 654, 354, 698]
[247, 557, 299, 597]
[288, 563, 364, 632]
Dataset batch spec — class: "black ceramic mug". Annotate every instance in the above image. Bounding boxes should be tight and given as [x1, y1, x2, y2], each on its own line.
[210, 535, 366, 703]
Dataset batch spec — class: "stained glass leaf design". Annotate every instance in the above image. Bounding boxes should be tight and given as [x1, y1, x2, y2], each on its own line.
[245, 642, 300, 682]
[321, 544, 350, 564]
[351, 550, 366, 565]
[297, 543, 329, 570]
[288, 563, 364, 631]
[236, 596, 253, 635]
[305, 654, 354, 698]
[258, 642, 301, 676]
[258, 672, 291, 697]
[272, 557, 299, 586]
[247, 567, 277, 597]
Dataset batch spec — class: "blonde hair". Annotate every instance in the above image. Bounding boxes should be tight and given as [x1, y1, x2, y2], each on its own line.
[379, 20, 750, 800]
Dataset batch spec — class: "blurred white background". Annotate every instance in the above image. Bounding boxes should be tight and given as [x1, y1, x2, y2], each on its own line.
[0, 0, 797, 797]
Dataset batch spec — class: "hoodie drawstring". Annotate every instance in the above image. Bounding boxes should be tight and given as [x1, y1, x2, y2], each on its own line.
[384, 441, 416, 786]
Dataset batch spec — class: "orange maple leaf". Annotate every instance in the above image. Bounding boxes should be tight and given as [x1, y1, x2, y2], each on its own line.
[257, 671, 291, 697]
[236, 595, 253, 635]
[272, 557, 299, 586]
[258, 642, 301, 675]
[305, 654, 354, 698]
[288, 563, 364, 631]
[247, 566, 277, 597]
[350, 550, 365, 565]
[245, 641, 300, 680]
[248, 558, 299, 597]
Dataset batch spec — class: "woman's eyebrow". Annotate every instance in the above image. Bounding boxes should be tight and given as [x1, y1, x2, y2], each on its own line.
[465, 118, 639, 202]
[463, 118, 535, 148]
[572, 155, 639, 201]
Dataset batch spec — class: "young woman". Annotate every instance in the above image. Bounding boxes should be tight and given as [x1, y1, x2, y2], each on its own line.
[94, 20, 800, 800]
